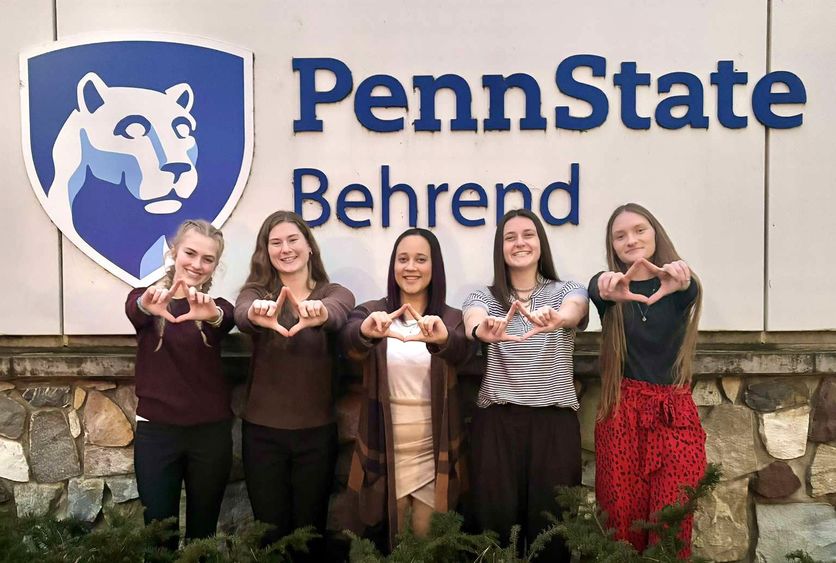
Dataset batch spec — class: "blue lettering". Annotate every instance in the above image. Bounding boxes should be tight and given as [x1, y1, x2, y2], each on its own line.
[482, 74, 547, 131]
[427, 183, 449, 228]
[293, 57, 353, 132]
[354, 74, 407, 132]
[293, 168, 331, 227]
[613, 62, 651, 130]
[655, 72, 709, 129]
[451, 183, 487, 226]
[337, 183, 374, 228]
[752, 71, 806, 129]
[381, 165, 418, 227]
[495, 182, 532, 223]
[413, 74, 478, 132]
[711, 60, 748, 129]
[555, 54, 609, 131]
[540, 163, 580, 225]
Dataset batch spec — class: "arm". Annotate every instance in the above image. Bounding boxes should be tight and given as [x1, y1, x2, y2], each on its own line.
[234, 287, 263, 335]
[321, 284, 356, 332]
[558, 293, 589, 331]
[427, 310, 476, 367]
[125, 287, 153, 330]
[340, 301, 382, 361]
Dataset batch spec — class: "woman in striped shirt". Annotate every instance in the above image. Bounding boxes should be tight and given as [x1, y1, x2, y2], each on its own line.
[463, 208, 588, 562]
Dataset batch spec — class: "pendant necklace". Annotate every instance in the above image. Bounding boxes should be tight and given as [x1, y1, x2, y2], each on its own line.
[634, 279, 659, 323]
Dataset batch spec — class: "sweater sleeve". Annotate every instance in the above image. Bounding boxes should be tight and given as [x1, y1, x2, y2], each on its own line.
[320, 283, 355, 332]
[234, 287, 263, 335]
[208, 297, 236, 337]
[125, 287, 153, 330]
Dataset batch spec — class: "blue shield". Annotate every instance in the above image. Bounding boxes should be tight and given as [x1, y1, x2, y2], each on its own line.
[20, 35, 253, 286]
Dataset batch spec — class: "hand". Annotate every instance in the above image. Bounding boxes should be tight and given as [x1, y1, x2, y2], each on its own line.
[139, 284, 178, 323]
[171, 282, 221, 323]
[474, 301, 523, 343]
[597, 260, 650, 304]
[644, 259, 692, 306]
[519, 305, 568, 339]
[283, 288, 329, 337]
[246, 290, 290, 337]
[400, 305, 449, 346]
[360, 304, 410, 340]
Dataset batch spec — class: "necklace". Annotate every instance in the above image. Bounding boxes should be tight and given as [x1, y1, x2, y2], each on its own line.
[633, 279, 660, 322]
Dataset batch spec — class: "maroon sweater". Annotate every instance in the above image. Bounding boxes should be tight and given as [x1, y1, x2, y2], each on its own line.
[126, 287, 235, 426]
[234, 282, 355, 430]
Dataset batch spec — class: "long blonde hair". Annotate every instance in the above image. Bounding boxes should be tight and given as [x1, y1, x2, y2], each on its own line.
[597, 203, 702, 420]
[154, 219, 224, 351]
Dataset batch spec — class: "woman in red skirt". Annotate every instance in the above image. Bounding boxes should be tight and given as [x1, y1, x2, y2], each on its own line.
[589, 203, 705, 557]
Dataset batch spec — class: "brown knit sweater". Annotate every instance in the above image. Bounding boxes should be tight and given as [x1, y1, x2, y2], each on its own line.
[234, 282, 355, 430]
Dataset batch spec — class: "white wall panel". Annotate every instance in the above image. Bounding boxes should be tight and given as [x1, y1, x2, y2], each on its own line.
[0, 0, 59, 334]
[768, 0, 836, 330]
[43, 1, 770, 332]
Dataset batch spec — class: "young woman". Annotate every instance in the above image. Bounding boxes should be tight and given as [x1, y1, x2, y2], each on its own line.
[342, 228, 474, 550]
[589, 203, 704, 556]
[462, 209, 589, 563]
[125, 219, 234, 548]
[233, 210, 354, 553]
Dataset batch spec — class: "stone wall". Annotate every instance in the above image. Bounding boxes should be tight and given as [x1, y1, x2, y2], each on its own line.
[0, 340, 835, 562]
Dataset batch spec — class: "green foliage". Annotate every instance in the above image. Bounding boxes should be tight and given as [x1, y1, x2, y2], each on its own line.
[0, 508, 316, 563]
[552, 463, 722, 563]
[785, 550, 823, 563]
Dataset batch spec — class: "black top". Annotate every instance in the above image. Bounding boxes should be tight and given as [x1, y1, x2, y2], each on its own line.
[588, 273, 698, 385]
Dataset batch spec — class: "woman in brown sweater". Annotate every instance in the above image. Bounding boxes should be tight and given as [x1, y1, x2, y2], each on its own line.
[342, 228, 474, 551]
[233, 210, 354, 553]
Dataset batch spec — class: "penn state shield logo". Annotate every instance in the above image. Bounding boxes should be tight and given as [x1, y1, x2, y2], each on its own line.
[20, 34, 253, 287]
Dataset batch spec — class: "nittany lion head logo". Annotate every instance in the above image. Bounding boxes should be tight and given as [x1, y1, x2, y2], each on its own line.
[20, 35, 253, 286]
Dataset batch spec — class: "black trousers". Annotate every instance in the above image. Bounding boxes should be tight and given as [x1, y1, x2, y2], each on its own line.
[242, 420, 338, 552]
[468, 404, 581, 563]
[134, 418, 233, 548]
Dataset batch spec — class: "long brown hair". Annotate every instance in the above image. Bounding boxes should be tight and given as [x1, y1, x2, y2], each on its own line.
[489, 208, 560, 309]
[241, 210, 329, 297]
[598, 203, 702, 420]
[155, 219, 224, 351]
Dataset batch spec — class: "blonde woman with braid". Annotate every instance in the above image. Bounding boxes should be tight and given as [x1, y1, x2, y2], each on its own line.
[589, 203, 704, 557]
[125, 219, 235, 549]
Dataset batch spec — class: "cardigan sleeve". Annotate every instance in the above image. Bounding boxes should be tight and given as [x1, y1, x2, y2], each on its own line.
[340, 300, 385, 361]
[426, 307, 476, 368]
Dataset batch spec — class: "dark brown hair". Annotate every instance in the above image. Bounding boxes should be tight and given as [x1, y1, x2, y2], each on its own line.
[489, 208, 560, 309]
[598, 203, 702, 420]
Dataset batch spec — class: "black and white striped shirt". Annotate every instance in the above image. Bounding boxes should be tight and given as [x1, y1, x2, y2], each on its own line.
[462, 280, 588, 410]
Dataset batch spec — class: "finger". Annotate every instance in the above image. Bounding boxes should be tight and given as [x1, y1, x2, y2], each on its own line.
[505, 301, 520, 322]
[388, 303, 410, 321]
[501, 333, 523, 342]
[188, 286, 197, 302]
[491, 319, 507, 337]
[608, 273, 622, 293]
[276, 325, 290, 337]
[420, 318, 431, 337]
[311, 302, 323, 317]
[485, 317, 496, 331]
[404, 303, 423, 322]
[679, 261, 692, 283]
[266, 302, 277, 317]
[161, 310, 177, 323]
[298, 302, 310, 319]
